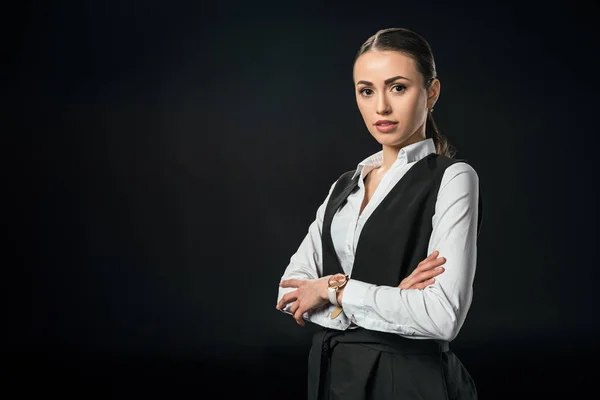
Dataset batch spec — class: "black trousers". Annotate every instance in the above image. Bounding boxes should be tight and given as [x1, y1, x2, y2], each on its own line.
[307, 328, 477, 400]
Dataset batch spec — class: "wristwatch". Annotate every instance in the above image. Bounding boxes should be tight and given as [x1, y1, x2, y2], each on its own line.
[327, 273, 349, 306]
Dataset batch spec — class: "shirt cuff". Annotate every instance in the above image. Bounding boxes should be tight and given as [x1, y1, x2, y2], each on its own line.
[341, 279, 375, 322]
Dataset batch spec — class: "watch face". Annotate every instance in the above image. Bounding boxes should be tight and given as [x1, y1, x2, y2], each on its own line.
[329, 274, 346, 288]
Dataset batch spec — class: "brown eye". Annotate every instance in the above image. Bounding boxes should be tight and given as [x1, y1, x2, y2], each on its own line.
[359, 88, 373, 96]
[392, 85, 407, 93]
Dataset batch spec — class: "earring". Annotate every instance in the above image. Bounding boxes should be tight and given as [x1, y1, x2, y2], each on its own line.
[430, 108, 434, 113]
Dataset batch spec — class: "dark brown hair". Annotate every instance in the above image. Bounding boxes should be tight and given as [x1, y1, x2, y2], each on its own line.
[355, 28, 456, 158]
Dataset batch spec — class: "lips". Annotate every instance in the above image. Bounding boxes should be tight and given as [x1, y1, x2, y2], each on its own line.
[375, 120, 398, 126]
[374, 120, 398, 133]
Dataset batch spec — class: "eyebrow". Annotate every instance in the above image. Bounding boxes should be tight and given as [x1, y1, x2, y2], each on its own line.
[356, 75, 412, 86]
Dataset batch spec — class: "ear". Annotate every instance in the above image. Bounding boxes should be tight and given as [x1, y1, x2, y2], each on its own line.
[427, 78, 441, 109]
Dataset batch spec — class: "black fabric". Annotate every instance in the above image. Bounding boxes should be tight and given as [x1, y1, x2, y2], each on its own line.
[307, 328, 477, 399]
[307, 328, 449, 400]
[308, 153, 482, 399]
[322, 153, 483, 285]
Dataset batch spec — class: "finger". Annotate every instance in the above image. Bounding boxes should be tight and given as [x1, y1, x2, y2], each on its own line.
[415, 278, 436, 290]
[418, 257, 447, 272]
[411, 278, 435, 290]
[279, 279, 306, 288]
[421, 266, 445, 280]
[400, 255, 445, 288]
[399, 276, 413, 289]
[411, 267, 445, 286]
[289, 301, 299, 315]
[418, 250, 439, 266]
[276, 292, 298, 310]
[430, 257, 447, 268]
[293, 309, 305, 327]
[402, 267, 442, 288]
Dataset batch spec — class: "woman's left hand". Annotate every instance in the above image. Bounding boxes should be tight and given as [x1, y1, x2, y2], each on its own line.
[276, 276, 330, 326]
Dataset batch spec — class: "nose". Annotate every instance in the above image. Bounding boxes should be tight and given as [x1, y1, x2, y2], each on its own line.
[376, 93, 392, 116]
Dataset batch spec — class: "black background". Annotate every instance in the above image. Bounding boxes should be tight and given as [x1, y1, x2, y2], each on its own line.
[10, 0, 599, 398]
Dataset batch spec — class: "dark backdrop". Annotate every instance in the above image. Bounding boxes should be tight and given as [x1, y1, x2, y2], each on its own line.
[10, 0, 599, 399]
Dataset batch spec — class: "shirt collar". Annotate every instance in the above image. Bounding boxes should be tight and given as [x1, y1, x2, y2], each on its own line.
[351, 138, 436, 180]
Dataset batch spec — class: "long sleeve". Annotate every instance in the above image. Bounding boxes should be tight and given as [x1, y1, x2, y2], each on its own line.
[341, 162, 480, 341]
[276, 180, 350, 330]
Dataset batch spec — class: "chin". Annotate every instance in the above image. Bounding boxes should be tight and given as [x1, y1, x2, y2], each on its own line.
[371, 132, 406, 147]
[371, 128, 422, 148]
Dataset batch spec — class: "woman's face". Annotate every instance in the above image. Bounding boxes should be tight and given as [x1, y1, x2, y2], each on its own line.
[353, 50, 439, 149]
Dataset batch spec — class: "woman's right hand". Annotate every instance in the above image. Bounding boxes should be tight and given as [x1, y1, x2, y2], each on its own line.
[399, 250, 446, 290]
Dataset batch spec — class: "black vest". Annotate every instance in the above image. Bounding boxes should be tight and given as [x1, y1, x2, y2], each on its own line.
[321, 153, 483, 285]
[307, 153, 483, 399]
[308, 154, 483, 400]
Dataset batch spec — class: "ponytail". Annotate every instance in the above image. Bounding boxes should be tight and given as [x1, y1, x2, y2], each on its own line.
[426, 111, 456, 159]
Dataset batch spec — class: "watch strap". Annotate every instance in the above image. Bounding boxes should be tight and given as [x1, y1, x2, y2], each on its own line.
[328, 286, 339, 306]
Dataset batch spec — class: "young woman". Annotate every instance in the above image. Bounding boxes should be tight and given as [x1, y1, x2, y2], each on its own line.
[276, 27, 483, 400]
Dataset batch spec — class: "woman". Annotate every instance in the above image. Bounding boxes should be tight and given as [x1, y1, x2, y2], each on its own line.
[276, 27, 482, 400]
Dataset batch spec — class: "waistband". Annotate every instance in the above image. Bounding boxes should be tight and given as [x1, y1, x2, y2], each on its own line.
[307, 327, 449, 400]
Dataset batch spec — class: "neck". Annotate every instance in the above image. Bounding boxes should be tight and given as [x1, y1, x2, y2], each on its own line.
[380, 131, 427, 171]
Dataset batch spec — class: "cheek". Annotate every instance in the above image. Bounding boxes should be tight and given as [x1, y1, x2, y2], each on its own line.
[355, 99, 364, 114]
[356, 98, 371, 117]
[398, 94, 425, 119]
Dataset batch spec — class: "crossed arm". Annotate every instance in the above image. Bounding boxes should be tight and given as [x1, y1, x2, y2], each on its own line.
[276, 162, 479, 341]
[276, 251, 447, 326]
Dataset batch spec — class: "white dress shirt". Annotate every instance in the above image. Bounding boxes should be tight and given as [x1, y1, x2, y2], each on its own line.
[277, 138, 480, 342]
